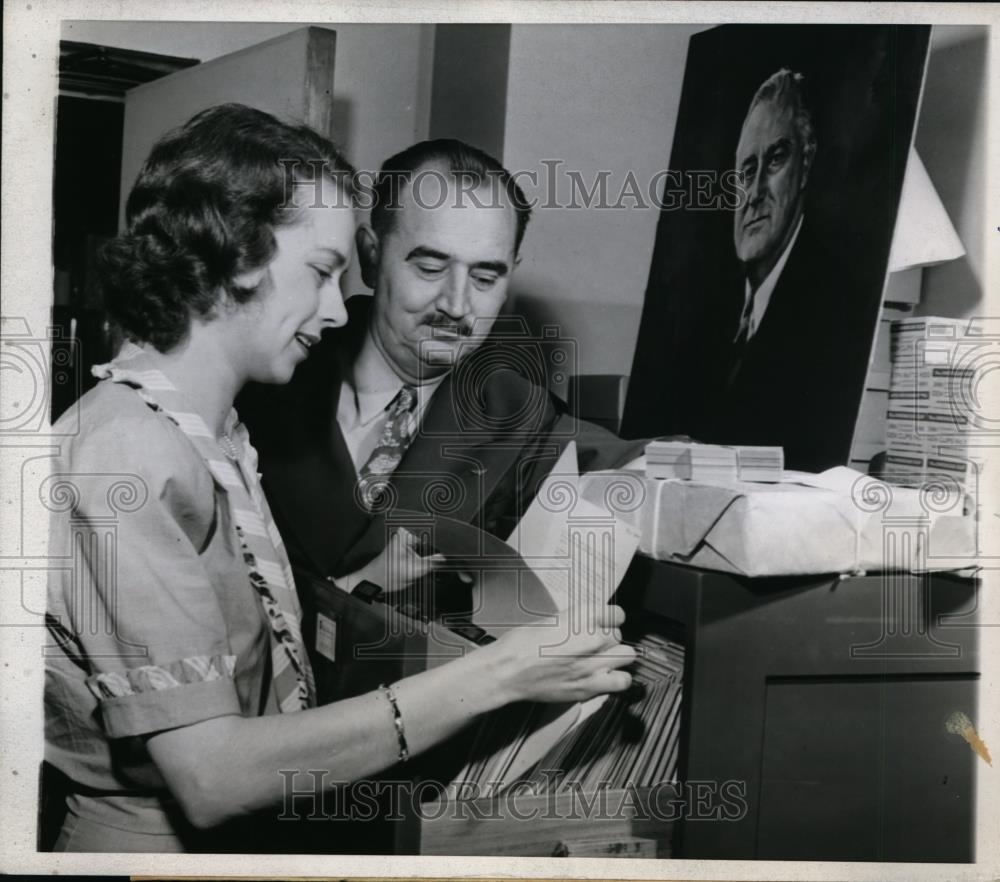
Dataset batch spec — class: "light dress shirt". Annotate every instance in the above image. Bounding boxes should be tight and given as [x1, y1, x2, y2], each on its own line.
[336, 344, 445, 475]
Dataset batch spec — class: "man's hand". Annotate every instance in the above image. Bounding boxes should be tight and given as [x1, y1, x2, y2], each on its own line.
[350, 527, 445, 594]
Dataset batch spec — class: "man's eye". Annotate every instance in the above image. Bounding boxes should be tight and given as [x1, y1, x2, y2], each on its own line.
[472, 274, 499, 289]
[415, 263, 446, 276]
[767, 150, 788, 170]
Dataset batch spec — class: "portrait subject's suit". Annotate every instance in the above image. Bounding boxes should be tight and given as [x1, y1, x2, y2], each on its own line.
[238, 297, 647, 582]
[713, 220, 871, 471]
[642, 219, 868, 473]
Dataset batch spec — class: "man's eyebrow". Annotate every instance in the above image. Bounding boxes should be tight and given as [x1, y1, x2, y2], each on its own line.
[405, 246, 510, 276]
[313, 246, 348, 268]
[405, 246, 451, 262]
[470, 260, 510, 276]
[765, 137, 792, 156]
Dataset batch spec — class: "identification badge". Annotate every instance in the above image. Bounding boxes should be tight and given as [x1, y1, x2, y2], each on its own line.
[315, 612, 338, 663]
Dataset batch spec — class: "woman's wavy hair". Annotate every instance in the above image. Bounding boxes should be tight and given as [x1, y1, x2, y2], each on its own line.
[100, 103, 355, 351]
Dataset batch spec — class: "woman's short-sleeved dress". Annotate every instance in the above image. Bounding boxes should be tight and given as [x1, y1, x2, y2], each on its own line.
[44, 381, 279, 852]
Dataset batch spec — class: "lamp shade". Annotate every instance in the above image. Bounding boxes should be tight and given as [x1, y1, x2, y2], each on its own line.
[888, 146, 966, 272]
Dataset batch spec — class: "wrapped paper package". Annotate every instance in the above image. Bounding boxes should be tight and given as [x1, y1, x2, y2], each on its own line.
[579, 466, 976, 577]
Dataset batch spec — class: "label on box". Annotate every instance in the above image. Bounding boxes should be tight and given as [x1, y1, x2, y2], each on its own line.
[316, 612, 338, 663]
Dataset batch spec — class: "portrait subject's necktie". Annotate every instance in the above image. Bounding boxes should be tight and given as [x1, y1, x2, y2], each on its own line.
[358, 384, 418, 509]
[727, 290, 756, 388]
[92, 342, 314, 712]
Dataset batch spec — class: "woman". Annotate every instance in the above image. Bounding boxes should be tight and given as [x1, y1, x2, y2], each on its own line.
[44, 103, 634, 853]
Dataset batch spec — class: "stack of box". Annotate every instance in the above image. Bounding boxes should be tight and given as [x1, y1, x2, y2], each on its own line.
[646, 442, 738, 481]
[884, 317, 979, 494]
[645, 441, 783, 483]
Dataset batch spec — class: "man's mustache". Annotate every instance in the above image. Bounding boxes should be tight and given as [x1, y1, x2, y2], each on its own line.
[423, 316, 474, 337]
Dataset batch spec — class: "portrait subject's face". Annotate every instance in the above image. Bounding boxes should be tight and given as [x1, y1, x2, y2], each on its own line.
[368, 167, 518, 384]
[733, 100, 812, 286]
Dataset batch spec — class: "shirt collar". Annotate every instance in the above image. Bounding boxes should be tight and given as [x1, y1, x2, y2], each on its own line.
[346, 330, 445, 426]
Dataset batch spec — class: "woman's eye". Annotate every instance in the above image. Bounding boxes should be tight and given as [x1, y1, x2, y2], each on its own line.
[312, 266, 333, 283]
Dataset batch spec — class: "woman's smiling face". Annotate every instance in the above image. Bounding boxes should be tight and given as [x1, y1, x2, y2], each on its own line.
[235, 176, 355, 385]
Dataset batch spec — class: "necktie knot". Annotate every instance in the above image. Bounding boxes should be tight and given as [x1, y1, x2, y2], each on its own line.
[389, 384, 418, 416]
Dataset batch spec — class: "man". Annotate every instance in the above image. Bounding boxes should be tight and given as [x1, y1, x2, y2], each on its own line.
[730, 67, 816, 354]
[239, 139, 645, 604]
[699, 67, 864, 471]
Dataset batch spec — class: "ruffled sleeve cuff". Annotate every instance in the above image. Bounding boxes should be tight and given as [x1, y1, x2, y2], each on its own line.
[87, 654, 242, 738]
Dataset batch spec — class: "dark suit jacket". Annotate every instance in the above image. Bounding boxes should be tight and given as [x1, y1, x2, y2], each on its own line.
[707, 221, 873, 471]
[238, 297, 647, 581]
[626, 219, 873, 473]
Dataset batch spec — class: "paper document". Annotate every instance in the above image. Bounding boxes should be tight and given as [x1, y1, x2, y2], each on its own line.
[507, 441, 641, 611]
[451, 442, 642, 796]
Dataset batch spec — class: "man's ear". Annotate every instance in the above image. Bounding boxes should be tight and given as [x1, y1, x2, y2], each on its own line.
[799, 139, 817, 192]
[356, 224, 380, 289]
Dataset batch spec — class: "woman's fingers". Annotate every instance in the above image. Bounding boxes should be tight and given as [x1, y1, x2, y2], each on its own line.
[599, 668, 633, 693]
[603, 604, 626, 629]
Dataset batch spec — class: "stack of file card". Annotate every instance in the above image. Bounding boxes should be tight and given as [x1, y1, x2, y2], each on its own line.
[733, 446, 785, 482]
[522, 633, 685, 794]
[444, 633, 685, 799]
[645, 441, 783, 483]
[884, 317, 981, 495]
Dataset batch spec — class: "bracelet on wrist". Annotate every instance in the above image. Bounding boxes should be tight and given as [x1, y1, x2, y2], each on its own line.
[379, 682, 410, 762]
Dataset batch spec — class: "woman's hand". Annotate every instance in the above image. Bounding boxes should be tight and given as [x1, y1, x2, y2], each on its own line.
[348, 527, 445, 594]
[482, 604, 635, 704]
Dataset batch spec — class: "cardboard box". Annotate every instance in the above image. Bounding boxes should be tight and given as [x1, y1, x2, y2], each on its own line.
[580, 467, 976, 577]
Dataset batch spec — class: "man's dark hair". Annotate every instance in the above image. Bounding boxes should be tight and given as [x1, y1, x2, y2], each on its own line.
[369, 138, 532, 254]
[100, 103, 355, 352]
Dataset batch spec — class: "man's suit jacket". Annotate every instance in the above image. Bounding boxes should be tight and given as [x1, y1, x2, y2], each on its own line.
[238, 297, 647, 581]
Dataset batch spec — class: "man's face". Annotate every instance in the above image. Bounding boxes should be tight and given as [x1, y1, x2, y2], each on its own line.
[367, 167, 518, 384]
[733, 99, 812, 284]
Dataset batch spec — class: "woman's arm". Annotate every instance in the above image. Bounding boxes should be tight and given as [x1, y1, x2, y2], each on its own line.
[61, 409, 633, 830]
[147, 607, 631, 829]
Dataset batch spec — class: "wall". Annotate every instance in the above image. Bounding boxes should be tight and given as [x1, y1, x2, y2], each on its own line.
[60, 21, 989, 350]
[914, 24, 989, 319]
[502, 24, 710, 383]
[62, 21, 434, 173]
[429, 24, 510, 159]
[62, 21, 434, 298]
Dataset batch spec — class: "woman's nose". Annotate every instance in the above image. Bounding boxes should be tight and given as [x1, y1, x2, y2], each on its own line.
[319, 277, 348, 328]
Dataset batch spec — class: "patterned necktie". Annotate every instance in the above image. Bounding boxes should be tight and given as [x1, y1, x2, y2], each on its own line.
[93, 342, 314, 712]
[358, 384, 418, 509]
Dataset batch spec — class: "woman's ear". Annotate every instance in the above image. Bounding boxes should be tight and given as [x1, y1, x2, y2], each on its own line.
[230, 266, 268, 293]
[356, 224, 380, 289]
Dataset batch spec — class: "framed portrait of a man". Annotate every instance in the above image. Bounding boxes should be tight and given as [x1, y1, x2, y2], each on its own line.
[623, 24, 932, 472]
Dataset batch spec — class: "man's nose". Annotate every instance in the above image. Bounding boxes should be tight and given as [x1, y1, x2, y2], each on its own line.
[436, 269, 471, 319]
[319, 276, 348, 328]
[748, 166, 768, 204]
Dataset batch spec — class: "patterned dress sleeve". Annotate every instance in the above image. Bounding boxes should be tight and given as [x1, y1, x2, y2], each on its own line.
[47, 410, 244, 739]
